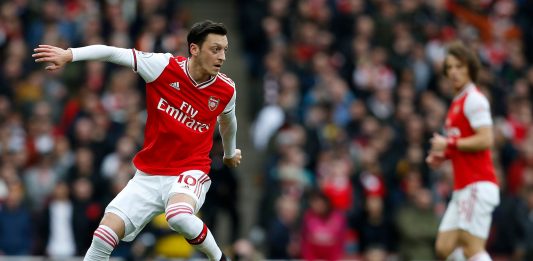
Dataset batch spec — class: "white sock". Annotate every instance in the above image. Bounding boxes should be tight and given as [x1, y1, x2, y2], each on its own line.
[166, 203, 222, 260]
[84, 225, 119, 261]
[468, 251, 492, 261]
[447, 248, 466, 261]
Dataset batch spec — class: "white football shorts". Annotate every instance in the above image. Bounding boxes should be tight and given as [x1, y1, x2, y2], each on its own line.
[105, 169, 211, 242]
[438, 181, 500, 239]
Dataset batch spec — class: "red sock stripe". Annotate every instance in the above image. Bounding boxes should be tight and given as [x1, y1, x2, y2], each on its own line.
[166, 210, 194, 221]
[166, 205, 193, 213]
[96, 228, 117, 246]
[166, 206, 193, 214]
[166, 209, 192, 217]
[186, 224, 208, 245]
[98, 227, 118, 246]
[94, 230, 116, 247]
[94, 233, 114, 247]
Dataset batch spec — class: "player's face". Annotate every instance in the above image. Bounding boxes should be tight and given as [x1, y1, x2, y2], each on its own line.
[197, 34, 228, 76]
[444, 54, 471, 92]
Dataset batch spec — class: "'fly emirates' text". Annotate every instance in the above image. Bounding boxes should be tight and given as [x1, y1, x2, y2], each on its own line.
[157, 98, 210, 132]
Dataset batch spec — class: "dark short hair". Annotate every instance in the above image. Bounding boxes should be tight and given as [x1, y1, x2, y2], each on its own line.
[443, 41, 481, 83]
[187, 20, 227, 55]
[307, 189, 333, 215]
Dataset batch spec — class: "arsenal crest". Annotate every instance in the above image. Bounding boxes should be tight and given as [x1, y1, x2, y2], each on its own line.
[208, 96, 220, 111]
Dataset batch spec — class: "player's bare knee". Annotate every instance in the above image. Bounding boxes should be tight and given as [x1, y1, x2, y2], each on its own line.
[435, 238, 455, 259]
[436, 230, 460, 259]
[436, 248, 453, 260]
[168, 193, 197, 208]
[460, 231, 486, 259]
[165, 202, 195, 232]
[100, 212, 126, 239]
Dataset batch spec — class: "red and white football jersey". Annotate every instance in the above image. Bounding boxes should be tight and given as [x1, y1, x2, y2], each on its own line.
[130, 50, 236, 175]
[444, 83, 497, 189]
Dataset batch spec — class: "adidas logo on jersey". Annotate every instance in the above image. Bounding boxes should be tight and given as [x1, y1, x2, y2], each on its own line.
[170, 82, 180, 90]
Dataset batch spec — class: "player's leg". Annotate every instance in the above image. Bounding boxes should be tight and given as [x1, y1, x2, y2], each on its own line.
[84, 213, 125, 261]
[457, 182, 500, 261]
[167, 193, 226, 260]
[85, 170, 165, 261]
[459, 231, 490, 260]
[164, 170, 227, 261]
[436, 192, 462, 260]
[435, 230, 461, 260]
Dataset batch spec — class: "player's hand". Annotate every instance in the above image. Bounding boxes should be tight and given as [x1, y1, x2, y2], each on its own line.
[430, 132, 448, 152]
[223, 149, 241, 168]
[426, 151, 446, 169]
[32, 45, 73, 71]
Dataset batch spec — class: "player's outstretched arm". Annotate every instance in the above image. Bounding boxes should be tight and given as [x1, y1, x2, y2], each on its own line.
[33, 45, 73, 71]
[33, 44, 134, 71]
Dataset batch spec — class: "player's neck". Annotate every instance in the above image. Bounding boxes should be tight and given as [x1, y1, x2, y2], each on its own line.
[453, 82, 474, 96]
[187, 59, 211, 83]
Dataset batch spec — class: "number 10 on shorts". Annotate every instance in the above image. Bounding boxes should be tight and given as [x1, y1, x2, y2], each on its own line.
[177, 174, 197, 186]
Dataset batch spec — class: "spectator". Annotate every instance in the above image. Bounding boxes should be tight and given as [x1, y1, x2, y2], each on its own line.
[0, 181, 32, 255]
[71, 177, 102, 255]
[353, 195, 395, 257]
[300, 190, 347, 261]
[23, 152, 58, 211]
[395, 188, 439, 260]
[267, 195, 300, 259]
[513, 186, 533, 260]
[41, 180, 76, 257]
[232, 238, 265, 261]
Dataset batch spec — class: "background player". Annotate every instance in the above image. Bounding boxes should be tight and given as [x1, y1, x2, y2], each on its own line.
[33, 20, 241, 261]
[426, 42, 499, 261]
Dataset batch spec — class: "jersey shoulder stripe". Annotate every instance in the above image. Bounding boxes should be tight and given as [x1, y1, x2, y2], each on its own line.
[217, 73, 236, 88]
[177, 59, 186, 71]
[131, 48, 138, 72]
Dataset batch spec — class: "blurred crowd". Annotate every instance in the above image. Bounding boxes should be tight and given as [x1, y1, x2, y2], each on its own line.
[239, 0, 533, 260]
[1, 0, 533, 260]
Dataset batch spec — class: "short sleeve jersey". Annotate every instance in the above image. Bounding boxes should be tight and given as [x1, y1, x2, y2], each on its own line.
[444, 83, 497, 189]
[130, 50, 236, 175]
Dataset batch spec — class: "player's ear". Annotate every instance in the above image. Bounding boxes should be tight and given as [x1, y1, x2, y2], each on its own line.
[190, 43, 199, 56]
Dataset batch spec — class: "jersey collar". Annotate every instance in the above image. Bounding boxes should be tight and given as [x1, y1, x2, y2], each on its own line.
[185, 58, 217, 89]
[453, 82, 476, 100]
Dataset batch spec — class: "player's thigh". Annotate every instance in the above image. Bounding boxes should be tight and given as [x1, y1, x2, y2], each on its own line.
[459, 230, 486, 258]
[106, 170, 165, 241]
[438, 192, 460, 233]
[436, 195, 461, 257]
[167, 192, 197, 209]
[436, 229, 460, 257]
[457, 182, 499, 239]
[164, 170, 211, 213]
[100, 212, 126, 239]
